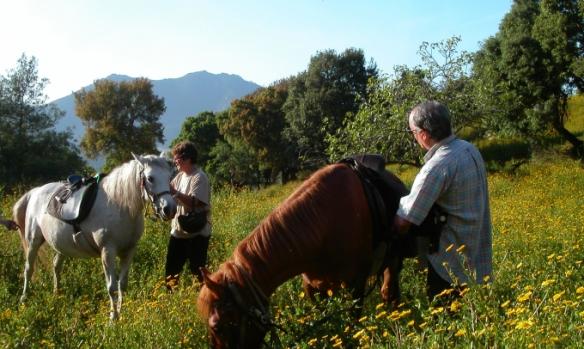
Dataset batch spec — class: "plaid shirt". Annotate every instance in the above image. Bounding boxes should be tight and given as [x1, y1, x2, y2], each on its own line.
[397, 135, 492, 285]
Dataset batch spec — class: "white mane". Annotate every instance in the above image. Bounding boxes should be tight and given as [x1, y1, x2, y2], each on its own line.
[101, 160, 143, 218]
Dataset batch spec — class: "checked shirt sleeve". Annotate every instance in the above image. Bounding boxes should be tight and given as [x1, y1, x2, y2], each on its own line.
[397, 162, 448, 226]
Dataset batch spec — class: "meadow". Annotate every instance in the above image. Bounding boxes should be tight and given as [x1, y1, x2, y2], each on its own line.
[1, 106, 583, 347]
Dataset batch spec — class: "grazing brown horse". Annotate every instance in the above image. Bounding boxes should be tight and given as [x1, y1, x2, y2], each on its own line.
[197, 161, 436, 348]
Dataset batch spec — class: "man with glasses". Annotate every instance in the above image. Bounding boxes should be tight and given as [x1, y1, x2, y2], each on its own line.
[393, 100, 492, 301]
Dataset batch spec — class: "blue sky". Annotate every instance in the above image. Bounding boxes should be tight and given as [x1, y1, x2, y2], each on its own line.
[1, 0, 512, 101]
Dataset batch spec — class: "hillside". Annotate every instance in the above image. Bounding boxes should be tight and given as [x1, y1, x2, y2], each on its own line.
[52, 71, 261, 149]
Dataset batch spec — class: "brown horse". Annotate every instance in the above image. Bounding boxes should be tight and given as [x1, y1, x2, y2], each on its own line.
[197, 161, 435, 348]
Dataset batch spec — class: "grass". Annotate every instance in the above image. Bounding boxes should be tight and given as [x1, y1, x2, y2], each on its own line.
[1, 155, 584, 348]
[0, 95, 583, 348]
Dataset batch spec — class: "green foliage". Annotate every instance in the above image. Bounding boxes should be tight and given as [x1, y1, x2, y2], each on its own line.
[475, 137, 532, 171]
[566, 93, 584, 134]
[220, 83, 296, 182]
[74, 78, 165, 171]
[1, 157, 583, 347]
[206, 140, 261, 188]
[472, 0, 584, 152]
[171, 111, 222, 167]
[0, 54, 85, 187]
[327, 37, 479, 166]
[284, 48, 378, 169]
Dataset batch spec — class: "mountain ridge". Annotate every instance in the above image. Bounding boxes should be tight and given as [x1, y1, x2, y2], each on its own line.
[52, 71, 261, 153]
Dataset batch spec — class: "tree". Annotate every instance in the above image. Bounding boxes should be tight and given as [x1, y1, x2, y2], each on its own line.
[74, 78, 165, 171]
[0, 54, 85, 187]
[473, 0, 584, 153]
[283, 48, 378, 169]
[171, 111, 222, 167]
[220, 81, 296, 182]
[327, 37, 478, 166]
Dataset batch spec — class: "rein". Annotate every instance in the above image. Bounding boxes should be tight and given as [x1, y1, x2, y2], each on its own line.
[225, 263, 286, 348]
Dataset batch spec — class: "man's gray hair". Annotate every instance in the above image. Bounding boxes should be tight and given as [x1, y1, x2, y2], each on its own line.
[409, 101, 452, 141]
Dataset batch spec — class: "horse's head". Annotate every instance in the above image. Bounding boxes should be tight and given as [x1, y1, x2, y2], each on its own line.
[132, 153, 177, 220]
[198, 267, 269, 349]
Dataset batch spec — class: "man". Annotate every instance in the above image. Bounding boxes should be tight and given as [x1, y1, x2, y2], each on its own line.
[165, 141, 211, 288]
[393, 100, 492, 300]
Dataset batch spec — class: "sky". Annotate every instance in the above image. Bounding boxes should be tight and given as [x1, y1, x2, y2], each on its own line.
[1, 0, 513, 102]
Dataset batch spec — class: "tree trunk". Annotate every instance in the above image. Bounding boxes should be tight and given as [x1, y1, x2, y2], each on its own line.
[553, 122, 584, 156]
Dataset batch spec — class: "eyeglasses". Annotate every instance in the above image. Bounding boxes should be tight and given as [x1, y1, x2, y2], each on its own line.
[405, 127, 423, 135]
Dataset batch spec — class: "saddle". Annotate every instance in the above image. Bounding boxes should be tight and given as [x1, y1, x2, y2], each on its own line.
[46, 174, 104, 230]
[339, 155, 445, 274]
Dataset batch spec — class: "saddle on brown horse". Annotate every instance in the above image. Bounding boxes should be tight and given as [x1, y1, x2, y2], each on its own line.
[339, 155, 446, 274]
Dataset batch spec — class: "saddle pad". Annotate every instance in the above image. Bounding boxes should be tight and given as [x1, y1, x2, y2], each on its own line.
[46, 181, 98, 224]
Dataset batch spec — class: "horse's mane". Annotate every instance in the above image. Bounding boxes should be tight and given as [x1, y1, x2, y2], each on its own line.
[101, 160, 143, 217]
[101, 155, 170, 217]
[198, 164, 354, 318]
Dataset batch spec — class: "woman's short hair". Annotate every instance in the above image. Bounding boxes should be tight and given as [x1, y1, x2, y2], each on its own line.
[409, 101, 452, 141]
[172, 141, 198, 163]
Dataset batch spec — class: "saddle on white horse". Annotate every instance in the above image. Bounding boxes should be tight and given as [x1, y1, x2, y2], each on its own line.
[46, 174, 104, 229]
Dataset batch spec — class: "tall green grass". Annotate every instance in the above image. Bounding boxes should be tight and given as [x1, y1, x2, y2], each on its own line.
[1, 156, 583, 348]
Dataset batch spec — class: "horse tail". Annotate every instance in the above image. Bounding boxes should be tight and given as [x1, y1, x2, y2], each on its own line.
[13, 190, 32, 254]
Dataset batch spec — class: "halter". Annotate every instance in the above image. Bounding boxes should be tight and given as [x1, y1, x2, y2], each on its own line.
[139, 170, 172, 218]
[216, 264, 285, 348]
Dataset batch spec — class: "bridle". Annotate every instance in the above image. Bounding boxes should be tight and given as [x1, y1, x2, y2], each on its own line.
[213, 264, 285, 348]
[139, 170, 172, 218]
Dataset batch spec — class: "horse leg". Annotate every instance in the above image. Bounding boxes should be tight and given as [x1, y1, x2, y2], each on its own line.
[21, 232, 44, 303]
[117, 248, 136, 314]
[53, 253, 65, 293]
[100, 246, 119, 320]
[349, 271, 369, 319]
[380, 253, 404, 308]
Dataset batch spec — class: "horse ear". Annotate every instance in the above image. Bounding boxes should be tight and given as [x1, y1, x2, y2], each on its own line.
[131, 152, 144, 166]
[200, 267, 222, 292]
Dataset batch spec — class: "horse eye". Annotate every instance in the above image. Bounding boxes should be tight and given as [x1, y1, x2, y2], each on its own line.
[147, 176, 154, 183]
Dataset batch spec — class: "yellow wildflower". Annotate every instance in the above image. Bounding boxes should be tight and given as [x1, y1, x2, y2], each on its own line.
[552, 291, 565, 302]
[327, 289, 334, 297]
[576, 286, 584, 295]
[541, 279, 555, 287]
[353, 329, 365, 339]
[501, 300, 510, 308]
[515, 320, 534, 329]
[454, 329, 467, 337]
[450, 300, 462, 312]
[517, 291, 532, 302]
[407, 320, 415, 327]
[375, 311, 387, 319]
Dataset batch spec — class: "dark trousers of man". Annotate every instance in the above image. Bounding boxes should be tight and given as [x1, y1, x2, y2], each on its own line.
[427, 262, 458, 302]
[165, 235, 210, 287]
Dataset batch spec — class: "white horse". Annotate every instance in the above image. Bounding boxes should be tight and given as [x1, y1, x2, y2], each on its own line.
[12, 153, 177, 320]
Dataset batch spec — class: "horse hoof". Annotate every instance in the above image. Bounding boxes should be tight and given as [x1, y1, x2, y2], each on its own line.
[110, 312, 119, 321]
[19, 295, 27, 304]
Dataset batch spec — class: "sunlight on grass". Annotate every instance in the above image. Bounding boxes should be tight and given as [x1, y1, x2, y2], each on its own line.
[1, 156, 583, 347]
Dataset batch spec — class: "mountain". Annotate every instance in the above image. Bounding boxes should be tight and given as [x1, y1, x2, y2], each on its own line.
[52, 71, 261, 167]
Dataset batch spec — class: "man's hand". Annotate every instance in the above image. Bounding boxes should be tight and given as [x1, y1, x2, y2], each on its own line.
[392, 215, 412, 236]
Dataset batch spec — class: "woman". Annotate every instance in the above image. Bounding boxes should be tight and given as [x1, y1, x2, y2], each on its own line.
[166, 141, 211, 288]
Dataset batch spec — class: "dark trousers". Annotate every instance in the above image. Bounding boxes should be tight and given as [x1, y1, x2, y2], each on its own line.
[165, 235, 210, 285]
[426, 262, 456, 301]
